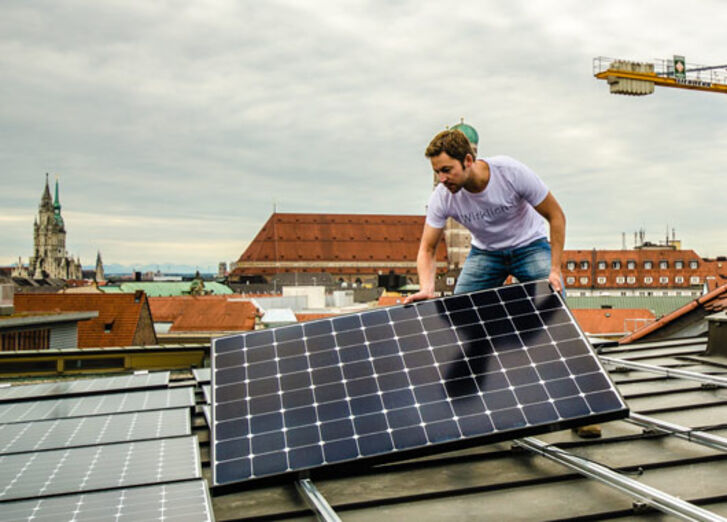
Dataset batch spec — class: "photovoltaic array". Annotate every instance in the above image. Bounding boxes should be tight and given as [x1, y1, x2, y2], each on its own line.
[212, 280, 628, 486]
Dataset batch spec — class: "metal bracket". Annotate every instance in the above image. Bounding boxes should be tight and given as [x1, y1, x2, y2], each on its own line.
[296, 477, 342, 522]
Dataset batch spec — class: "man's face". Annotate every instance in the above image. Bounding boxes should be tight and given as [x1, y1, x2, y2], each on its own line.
[431, 152, 471, 193]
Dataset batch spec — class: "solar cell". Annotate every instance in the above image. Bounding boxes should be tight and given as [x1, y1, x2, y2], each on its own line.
[0, 387, 194, 425]
[0, 372, 170, 403]
[0, 479, 213, 522]
[0, 436, 200, 502]
[0, 409, 190, 455]
[212, 280, 628, 486]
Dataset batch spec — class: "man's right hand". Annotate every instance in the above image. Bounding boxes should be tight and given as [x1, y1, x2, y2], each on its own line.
[403, 290, 435, 304]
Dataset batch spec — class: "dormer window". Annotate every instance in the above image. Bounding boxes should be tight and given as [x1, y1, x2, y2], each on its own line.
[580, 261, 589, 270]
[690, 260, 699, 269]
[612, 261, 621, 269]
[597, 261, 606, 270]
[644, 261, 653, 269]
[659, 260, 668, 269]
[566, 261, 576, 271]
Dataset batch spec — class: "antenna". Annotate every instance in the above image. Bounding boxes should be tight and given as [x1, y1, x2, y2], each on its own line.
[622, 232, 626, 250]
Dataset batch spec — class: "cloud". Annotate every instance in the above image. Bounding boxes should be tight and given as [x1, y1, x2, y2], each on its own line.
[1, 0, 726, 267]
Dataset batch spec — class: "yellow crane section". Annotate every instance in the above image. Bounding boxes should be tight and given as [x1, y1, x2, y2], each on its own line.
[593, 56, 727, 96]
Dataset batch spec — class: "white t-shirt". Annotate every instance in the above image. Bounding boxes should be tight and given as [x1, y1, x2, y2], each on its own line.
[426, 155, 549, 251]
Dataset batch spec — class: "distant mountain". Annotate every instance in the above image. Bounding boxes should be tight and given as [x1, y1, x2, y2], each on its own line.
[83, 263, 219, 275]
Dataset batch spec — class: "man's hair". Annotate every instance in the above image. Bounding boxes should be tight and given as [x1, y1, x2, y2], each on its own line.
[425, 129, 475, 165]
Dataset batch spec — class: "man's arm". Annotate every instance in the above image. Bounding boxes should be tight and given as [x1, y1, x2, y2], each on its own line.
[403, 224, 444, 304]
[534, 192, 566, 293]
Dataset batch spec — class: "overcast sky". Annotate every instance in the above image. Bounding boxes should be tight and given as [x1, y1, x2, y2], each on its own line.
[2, 1, 725, 271]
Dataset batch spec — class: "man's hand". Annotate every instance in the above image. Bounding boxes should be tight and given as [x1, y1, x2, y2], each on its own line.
[548, 267, 563, 294]
[403, 290, 435, 304]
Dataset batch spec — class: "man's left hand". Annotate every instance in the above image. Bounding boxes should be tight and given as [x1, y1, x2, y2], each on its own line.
[548, 268, 563, 294]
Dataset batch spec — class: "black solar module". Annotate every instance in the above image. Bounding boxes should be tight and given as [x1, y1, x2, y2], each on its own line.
[0, 436, 200, 502]
[212, 280, 628, 486]
[0, 479, 214, 522]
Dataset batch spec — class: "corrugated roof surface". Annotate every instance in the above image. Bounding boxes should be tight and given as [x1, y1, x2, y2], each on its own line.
[571, 308, 655, 335]
[14, 292, 157, 347]
[565, 295, 692, 317]
[231, 213, 448, 276]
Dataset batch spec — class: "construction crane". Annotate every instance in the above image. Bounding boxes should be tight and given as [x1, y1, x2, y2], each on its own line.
[593, 56, 727, 95]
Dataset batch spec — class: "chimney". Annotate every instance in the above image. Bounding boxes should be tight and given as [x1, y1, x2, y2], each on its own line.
[705, 311, 727, 356]
[0, 284, 14, 316]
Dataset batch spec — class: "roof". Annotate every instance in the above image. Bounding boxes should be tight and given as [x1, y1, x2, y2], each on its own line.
[378, 295, 406, 307]
[102, 281, 233, 297]
[571, 308, 655, 335]
[295, 312, 339, 322]
[0, 311, 98, 329]
[231, 213, 448, 276]
[148, 295, 231, 322]
[261, 308, 298, 324]
[619, 284, 727, 344]
[167, 298, 257, 332]
[562, 248, 727, 289]
[565, 295, 693, 317]
[13, 292, 157, 347]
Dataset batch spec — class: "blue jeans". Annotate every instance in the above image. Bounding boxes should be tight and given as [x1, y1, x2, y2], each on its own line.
[454, 238, 552, 294]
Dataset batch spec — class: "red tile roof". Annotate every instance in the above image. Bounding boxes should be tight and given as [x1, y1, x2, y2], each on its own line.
[572, 308, 655, 335]
[378, 295, 406, 307]
[295, 313, 339, 323]
[149, 295, 229, 322]
[14, 292, 157, 347]
[168, 298, 258, 332]
[231, 213, 448, 277]
[619, 283, 727, 344]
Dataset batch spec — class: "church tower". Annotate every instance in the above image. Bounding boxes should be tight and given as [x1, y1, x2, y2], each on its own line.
[14, 175, 82, 280]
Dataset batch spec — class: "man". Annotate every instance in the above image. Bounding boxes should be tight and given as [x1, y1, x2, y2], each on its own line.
[405, 128, 565, 303]
[405, 128, 602, 439]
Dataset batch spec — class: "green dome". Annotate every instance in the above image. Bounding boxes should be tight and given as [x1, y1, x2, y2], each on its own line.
[451, 122, 479, 145]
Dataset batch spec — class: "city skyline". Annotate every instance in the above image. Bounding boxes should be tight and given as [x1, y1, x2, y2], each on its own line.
[2, 1, 726, 267]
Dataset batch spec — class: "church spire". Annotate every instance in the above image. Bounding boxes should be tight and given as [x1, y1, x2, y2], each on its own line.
[40, 173, 52, 210]
[53, 177, 65, 228]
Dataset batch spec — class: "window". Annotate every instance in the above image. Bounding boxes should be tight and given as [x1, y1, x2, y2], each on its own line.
[659, 260, 668, 269]
[597, 276, 606, 284]
[644, 277, 653, 284]
[659, 276, 669, 284]
[580, 261, 589, 270]
[612, 261, 621, 269]
[566, 276, 575, 285]
[675, 276, 684, 284]
[675, 261, 684, 269]
[566, 261, 576, 271]
[690, 260, 699, 269]
[644, 261, 653, 269]
[690, 276, 701, 284]
[597, 261, 606, 270]
[627, 276, 636, 284]
[446, 277, 455, 286]
[579, 276, 589, 284]
[627, 261, 636, 270]
[616, 276, 625, 284]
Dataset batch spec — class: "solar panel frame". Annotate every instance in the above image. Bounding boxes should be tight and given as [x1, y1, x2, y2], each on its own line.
[212, 280, 628, 487]
[0, 479, 214, 522]
[0, 408, 191, 455]
[0, 372, 170, 403]
[0, 387, 195, 425]
[0, 436, 201, 503]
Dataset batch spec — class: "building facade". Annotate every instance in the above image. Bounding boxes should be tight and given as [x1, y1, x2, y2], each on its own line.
[13, 175, 82, 280]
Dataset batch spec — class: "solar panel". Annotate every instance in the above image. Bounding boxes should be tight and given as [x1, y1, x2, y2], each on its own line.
[0, 387, 194, 425]
[193, 368, 211, 383]
[212, 280, 628, 486]
[0, 436, 200, 502]
[0, 479, 214, 522]
[0, 372, 170, 403]
[0, 409, 190, 455]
